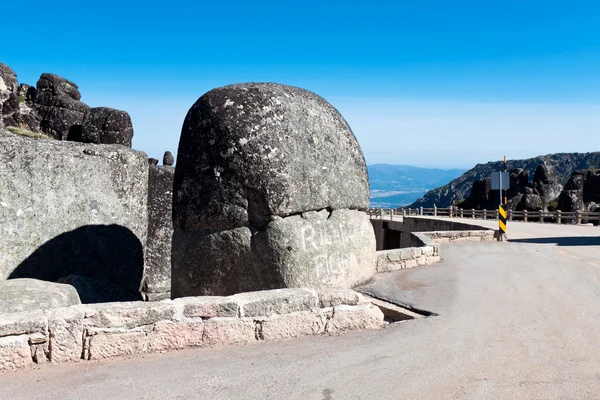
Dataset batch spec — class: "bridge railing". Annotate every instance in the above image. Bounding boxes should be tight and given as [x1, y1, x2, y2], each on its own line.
[368, 206, 600, 225]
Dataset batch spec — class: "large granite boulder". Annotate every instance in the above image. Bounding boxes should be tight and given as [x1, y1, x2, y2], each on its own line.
[163, 151, 174, 166]
[557, 190, 585, 213]
[507, 168, 530, 199]
[144, 164, 175, 300]
[10, 84, 41, 132]
[516, 193, 545, 211]
[0, 129, 148, 302]
[35, 73, 90, 140]
[533, 164, 562, 203]
[460, 178, 493, 210]
[172, 83, 374, 297]
[79, 107, 134, 146]
[583, 170, 600, 204]
[0, 63, 18, 129]
[564, 170, 586, 191]
[0, 279, 81, 313]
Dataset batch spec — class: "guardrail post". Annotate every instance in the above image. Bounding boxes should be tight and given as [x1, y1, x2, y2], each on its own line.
[524, 210, 528, 222]
[402, 208, 406, 218]
[434, 206, 437, 216]
[539, 210, 543, 223]
[460, 209, 464, 218]
[557, 210, 561, 224]
[389, 209, 393, 220]
[576, 210, 582, 225]
[509, 209, 513, 221]
[483, 209, 487, 220]
[449, 206, 453, 218]
[420, 207, 423, 216]
[471, 209, 475, 218]
[495, 209, 499, 220]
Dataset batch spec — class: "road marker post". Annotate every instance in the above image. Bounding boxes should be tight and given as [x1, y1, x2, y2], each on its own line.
[490, 157, 509, 241]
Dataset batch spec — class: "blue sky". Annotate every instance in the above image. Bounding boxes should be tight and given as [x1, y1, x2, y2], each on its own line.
[4, 1, 600, 168]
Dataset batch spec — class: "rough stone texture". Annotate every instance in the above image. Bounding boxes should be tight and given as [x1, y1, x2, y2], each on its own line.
[86, 329, 147, 360]
[326, 304, 385, 332]
[516, 193, 545, 211]
[0, 288, 385, 372]
[460, 178, 492, 210]
[564, 170, 586, 191]
[555, 169, 600, 213]
[79, 107, 134, 147]
[144, 165, 175, 300]
[174, 83, 369, 231]
[83, 302, 176, 330]
[264, 210, 376, 288]
[259, 312, 324, 340]
[163, 151, 174, 166]
[0, 130, 148, 302]
[173, 297, 238, 318]
[0, 63, 18, 130]
[172, 84, 374, 296]
[0, 310, 47, 338]
[0, 335, 32, 371]
[147, 320, 204, 351]
[0, 279, 81, 313]
[533, 164, 562, 204]
[45, 307, 84, 363]
[234, 289, 318, 317]
[35, 73, 90, 140]
[317, 288, 362, 308]
[202, 318, 256, 346]
[172, 209, 376, 296]
[148, 157, 158, 166]
[582, 170, 600, 204]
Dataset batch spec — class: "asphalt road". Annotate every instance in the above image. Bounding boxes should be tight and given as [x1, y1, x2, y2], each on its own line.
[2, 220, 600, 400]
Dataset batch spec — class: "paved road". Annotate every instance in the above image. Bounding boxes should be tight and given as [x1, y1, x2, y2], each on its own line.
[2, 220, 600, 399]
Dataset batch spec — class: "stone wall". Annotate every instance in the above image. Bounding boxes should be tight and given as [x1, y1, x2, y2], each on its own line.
[370, 216, 496, 272]
[0, 288, 384, 372]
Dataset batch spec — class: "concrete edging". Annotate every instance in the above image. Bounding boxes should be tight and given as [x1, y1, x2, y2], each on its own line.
[375, 229, 495, 272]
[0, 288, 384, 373]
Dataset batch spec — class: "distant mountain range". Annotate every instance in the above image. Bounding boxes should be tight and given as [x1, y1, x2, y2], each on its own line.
[368, 164, 466, 208]
[409, 152, 600, 209]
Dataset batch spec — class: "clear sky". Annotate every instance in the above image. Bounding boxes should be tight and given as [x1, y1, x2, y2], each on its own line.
[4, 1, 600, 168]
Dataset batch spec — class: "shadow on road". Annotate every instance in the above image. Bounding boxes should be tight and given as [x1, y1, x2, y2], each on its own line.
[510, 236, 600, 246]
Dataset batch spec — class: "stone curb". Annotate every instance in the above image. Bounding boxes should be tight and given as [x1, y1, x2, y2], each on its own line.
[375, 229, 495, 272]
[0, 288, 384, 373]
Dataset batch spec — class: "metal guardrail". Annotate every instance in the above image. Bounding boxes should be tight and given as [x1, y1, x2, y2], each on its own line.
[368, 206, 600, 225]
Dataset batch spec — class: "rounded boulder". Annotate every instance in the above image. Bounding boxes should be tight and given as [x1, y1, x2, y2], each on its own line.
[174, 83, 370, 231]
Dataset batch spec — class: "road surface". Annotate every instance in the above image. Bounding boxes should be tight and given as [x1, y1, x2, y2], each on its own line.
[2, 219, 600, 399]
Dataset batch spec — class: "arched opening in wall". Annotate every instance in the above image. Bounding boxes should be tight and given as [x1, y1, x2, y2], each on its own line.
[9, 224, 144, 303]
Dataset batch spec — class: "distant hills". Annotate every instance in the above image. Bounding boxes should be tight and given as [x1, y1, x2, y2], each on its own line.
[368, 164, 466, 208]
[409, 152, 600, 209]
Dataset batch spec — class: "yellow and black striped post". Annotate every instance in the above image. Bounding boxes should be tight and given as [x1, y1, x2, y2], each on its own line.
[498, 204, 507, 239]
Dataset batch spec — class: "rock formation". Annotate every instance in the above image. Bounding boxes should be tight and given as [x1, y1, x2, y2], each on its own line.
[0, 278, 81, 313]
[144, 160, 175, 300]
[533, 164, 563, 204]
[0, 63, 18, 130]
[0, 63, 134, 146]
[556, 169, 600, 213]
[80, 107, 134, 146]
[163, 151, 174, 166]
[411, 152, 600, 209]
[171, 83, 375, 297]
[0, 129, 148, 302]
[35, 73, 90, 140]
